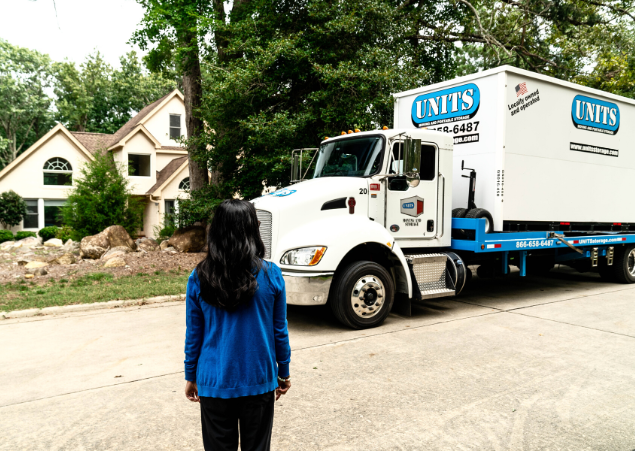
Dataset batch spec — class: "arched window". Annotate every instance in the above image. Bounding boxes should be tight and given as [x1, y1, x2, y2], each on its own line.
[43, 158, 73, 186]
[179, 177, 190, 190]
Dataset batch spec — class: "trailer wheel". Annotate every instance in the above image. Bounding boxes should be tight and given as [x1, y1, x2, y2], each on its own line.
[612, 244, 635, 284]
[465, 208, 494, 233]
[330, 261, 395, 329]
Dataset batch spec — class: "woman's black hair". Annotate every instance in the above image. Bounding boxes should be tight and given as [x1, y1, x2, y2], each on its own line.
[196, 199, 266, 310]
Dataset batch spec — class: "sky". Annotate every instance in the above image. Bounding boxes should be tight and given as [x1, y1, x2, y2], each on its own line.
[1, 0, 147, 67]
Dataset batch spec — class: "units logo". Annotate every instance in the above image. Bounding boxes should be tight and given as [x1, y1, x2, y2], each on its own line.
[400, 196, 424, 217]
[571, 95, 620, 135]
[411, 83, 480, 128]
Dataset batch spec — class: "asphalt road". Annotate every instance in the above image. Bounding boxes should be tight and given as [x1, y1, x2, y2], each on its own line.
[1, 268, 635, 451]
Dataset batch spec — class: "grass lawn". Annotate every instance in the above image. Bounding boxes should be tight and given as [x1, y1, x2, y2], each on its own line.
[0, 270, 190, 312]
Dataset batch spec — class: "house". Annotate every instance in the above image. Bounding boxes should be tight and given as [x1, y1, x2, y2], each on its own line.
[0, 89, 191, 238]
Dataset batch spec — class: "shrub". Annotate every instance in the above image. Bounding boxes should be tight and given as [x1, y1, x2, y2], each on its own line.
[55, 226, 74, 242]
[61, 153, 144, 239]
[38, 226, 59, 241]
[0, 229, 14, 243]
[173, 185, 221, 228]
[0, 190, 27, 228]
[15, 231, 37, 240]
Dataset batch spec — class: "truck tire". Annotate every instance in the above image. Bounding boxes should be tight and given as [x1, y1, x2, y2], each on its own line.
[330, 261, 395, 329]
[465, 208, 494, 233]
[452, 208, 468, 218]
[611, 244, 635, 284]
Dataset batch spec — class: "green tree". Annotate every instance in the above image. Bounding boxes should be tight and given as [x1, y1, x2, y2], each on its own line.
[0, 190, 27, 228]
[0, 39, 54, 169]
[61, 153, 145, 239]
[53, 51, 176, 134]
[131, 0, 215, 194]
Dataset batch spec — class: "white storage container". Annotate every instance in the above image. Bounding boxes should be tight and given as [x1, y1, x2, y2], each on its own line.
[393, 66, 635, 230]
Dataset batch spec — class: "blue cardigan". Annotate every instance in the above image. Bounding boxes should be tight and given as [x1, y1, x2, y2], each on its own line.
[184, 262, 291, 398]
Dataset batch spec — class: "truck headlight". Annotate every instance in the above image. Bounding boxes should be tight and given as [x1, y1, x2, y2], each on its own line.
[280, 247, 327, 266]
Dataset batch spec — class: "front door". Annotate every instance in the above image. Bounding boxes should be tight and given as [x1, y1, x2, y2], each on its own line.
[384, 141, 439, 241]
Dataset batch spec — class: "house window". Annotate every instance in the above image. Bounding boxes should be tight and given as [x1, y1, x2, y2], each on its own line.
[179, 177, 190, 190]
[24, 200, 39, 229]
[128, 154, 151, 177]
[43, 158, 73, 186]
[44, 200, 65, 227]
[170, 114, 181, 139]
[165, 200, 176, 227]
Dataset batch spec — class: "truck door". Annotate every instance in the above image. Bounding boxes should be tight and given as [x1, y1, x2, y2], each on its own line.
[385, 141, 439, 240]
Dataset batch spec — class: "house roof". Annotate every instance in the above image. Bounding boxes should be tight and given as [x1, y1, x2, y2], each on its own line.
[70, 132, 113, 154]
[146, 156, 188, 195]
[108, 91, 173, 147]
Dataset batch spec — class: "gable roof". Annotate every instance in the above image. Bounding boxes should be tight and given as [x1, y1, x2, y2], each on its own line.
[108, 89, 184, 150]
[146, 156, 188, 195]
[70, 132, 112, 154]
[0, 123, 95, 182]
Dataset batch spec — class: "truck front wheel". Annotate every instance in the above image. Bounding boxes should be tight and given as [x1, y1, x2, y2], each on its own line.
[612, 244, 635, 284]
[330, 261, 395, 329]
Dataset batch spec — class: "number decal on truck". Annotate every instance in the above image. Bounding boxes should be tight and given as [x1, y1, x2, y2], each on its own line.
[359, 188, 368, 195]
[430, 121, 479, 134]
[516, 240, 554, 248]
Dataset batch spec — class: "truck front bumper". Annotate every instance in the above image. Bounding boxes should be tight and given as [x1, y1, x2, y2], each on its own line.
[281, 272, 334, 306]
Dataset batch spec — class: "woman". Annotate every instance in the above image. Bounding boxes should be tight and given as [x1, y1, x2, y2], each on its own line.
[184, 199, 291, 451]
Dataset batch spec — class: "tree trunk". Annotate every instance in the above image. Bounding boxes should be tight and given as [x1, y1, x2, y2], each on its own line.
[181, 33, 209, 193]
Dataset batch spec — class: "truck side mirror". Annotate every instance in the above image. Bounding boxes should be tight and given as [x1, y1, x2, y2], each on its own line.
[403, 138, 422, 187]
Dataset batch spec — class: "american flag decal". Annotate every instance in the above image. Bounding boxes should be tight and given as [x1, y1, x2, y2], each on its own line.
[515, 82, 528, 97]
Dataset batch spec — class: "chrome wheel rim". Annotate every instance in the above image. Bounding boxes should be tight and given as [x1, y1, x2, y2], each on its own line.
[628, 249, 635, 276]
[350, 275, 385, 319]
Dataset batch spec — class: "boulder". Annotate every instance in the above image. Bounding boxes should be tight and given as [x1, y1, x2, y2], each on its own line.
[25, 261, 48, 269]
[49, 253, 76, 265]
[162, 246, 176, 253]
[62, 239, 79, 253]
[18, 237, 42, 248]
[104, 257, 126, 268]
[17, 258, 31, 266]
[24, 274, 34, 279]
[160, 240, 170, 251]
[44, 238, 64, 247]
[101, 246, 131, 262]
[79, 232, 110, 259]
[103, 226, 136, 251]
[0, 241, 15, 251]
[136, 237, 159, 252]
[27, 267, 48, 276]
[167, 226, 206, 253]
[80, 226, 136, 259]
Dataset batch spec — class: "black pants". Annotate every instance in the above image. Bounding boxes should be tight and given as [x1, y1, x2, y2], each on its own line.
[200, 391, 275, 451]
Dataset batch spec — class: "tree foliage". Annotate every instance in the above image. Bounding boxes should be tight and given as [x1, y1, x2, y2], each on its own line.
[0, 190, 27, 228]
[53, 51, 177, 133]
[61, 153, 145, 239]
[0, 39, 54, 169]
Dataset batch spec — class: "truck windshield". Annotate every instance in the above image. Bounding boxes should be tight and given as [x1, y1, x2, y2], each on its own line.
[312, 136, 384, 178]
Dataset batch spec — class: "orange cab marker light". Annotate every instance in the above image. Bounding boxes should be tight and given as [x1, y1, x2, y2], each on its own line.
[309, 247, 326, 266]
[354, 129, 360, 133]
[382, 126, 388, 130]
[348, 130, 353, 134]
[341, 131, 346, 135]
[387, 242, 392, 248]
[324, 136, 329, 140]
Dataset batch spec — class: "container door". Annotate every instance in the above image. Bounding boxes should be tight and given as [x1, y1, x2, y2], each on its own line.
[385, 142, 438, 240]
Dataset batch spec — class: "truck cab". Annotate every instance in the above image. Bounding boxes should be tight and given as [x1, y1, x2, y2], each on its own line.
[252, 128, 465, 329]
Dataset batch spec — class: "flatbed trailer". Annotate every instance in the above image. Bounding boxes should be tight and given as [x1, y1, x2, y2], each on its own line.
[451, 218, 635, 279]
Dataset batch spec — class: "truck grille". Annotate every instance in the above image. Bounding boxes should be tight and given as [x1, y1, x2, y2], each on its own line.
[256, 210, 272, 259]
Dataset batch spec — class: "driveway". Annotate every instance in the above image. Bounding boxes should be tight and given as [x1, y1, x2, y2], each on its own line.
[1, 268, 634, 450]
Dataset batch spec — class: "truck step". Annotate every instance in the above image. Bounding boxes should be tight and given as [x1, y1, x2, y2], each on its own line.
[405, 253, 457, 301]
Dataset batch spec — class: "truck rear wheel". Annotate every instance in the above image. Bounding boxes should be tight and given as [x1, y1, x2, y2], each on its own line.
[330, 261, 395, 329]
[612, 244, 635, 284]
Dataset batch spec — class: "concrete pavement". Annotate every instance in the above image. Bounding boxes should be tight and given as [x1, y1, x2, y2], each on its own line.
[1, 268, 635, 450]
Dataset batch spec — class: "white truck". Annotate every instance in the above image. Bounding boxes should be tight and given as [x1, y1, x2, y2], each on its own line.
[252, 65, 635, 329]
